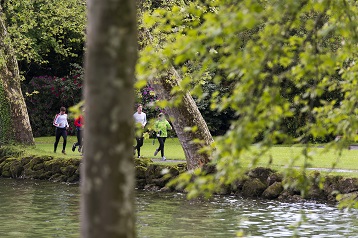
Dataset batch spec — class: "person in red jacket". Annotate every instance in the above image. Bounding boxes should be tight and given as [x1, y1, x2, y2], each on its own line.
[72, 113, 84, 153]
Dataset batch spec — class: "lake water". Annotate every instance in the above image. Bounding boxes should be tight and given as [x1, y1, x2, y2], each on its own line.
[0, 178, 357, 237]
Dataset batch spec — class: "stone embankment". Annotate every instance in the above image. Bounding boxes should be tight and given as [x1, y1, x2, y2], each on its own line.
[1, 146, 357, 204]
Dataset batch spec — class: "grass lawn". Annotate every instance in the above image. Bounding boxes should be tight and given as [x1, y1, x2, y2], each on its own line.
[29, 136, 186, 160]
[248, 146, 358, 177]
[13, 136, 358, 177]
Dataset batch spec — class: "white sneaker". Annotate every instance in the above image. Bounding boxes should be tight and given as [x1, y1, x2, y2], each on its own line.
[161, 156, 166, 161]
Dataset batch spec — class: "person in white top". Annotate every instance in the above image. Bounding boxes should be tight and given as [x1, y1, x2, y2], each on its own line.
[53, 107, 69, 154]
[133, 104, 147, 158]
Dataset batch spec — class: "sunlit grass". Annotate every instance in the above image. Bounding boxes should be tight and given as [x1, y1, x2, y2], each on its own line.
[8, 137, 358, 177]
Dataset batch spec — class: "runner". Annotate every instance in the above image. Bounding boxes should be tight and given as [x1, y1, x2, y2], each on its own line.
[53, 107, 69, 154]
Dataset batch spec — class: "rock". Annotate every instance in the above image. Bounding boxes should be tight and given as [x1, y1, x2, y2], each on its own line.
[242, 178, 267, 197]
[60, 165, 77, 177]
[306, 186, 326, 201]
[231, 177, 248, 193]
[145, 164, 167, 183]
[67, 173, 80, 183]
[144, 184, 160, 191]
[9, 160, 23, 178]
[0, 158, 12, 177]
[169, 167, 180, 177]
[134, 157, 152, 167]
[262, 182, 283, 199]
[323, 176, 339, 195]
[336, 192, 358, 204]
[136, 179, 147, 189]
[159, 186, 172, 192]
[152, 177, 169, 188]
[44, 159, 63, 174]
[267, 172, 283, 186]
[337, 178, 358, 194]
[216, 185, 232, 195]
[248, 167, 275, 185]
[135, 166, 147, 179]
[49, 174, 68, 182]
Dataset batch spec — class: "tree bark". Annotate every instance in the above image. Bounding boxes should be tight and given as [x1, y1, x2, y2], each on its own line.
[81, 0, 137, 237]
[137, 10, 214, 169]
[0, 11, 34, 145]
[152, 67, 214, 170]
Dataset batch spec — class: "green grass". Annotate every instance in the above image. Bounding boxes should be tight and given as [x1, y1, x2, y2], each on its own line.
[28, 136, 186, 160]
[28, 136, 82, 158]
[242, 146, 358, 177]
[7, 136, 358, 177]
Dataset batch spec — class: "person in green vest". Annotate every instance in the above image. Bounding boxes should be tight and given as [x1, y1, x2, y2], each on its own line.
[154, 112, 172, 161]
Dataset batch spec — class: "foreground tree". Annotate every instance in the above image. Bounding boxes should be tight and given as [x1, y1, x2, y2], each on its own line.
[0, 8, 34, 145]
[81, 0, 137, 237]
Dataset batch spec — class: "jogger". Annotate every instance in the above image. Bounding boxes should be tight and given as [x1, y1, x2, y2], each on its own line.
[72, 112, 84, 153]
[53, 107, 69, 154]
[154, 112, 172, 161]
[133, 104, 147, 158]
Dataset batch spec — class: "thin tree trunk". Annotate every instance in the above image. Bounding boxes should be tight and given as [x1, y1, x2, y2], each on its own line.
[152, 67, 214, 170]
[0, 11, 34, 145]
[81, 0, 137, 237]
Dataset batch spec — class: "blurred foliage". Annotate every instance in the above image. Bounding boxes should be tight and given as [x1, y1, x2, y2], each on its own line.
[137, 0, 358, 204]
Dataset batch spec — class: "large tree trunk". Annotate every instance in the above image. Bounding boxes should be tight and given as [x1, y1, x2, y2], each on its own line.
[152, 67, 214, 170]
[137, 12, 214, 170]
[81, 0, 137, 237]
[0, 11, 34, 145]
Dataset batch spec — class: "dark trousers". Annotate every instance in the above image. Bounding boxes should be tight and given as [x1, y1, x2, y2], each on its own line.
[75, 128, 82, 147]
[135, 137, 144, 156]
[54, 128, 67, 152]
[157, 137, 166, 157]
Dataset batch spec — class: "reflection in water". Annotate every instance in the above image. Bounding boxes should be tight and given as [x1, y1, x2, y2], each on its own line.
[0, 179, 358, 237]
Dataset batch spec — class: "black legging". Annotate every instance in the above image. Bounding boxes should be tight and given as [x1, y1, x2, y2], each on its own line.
[157, 137, 166, 157]
[75, 128, 82, 147]
[54, 128, 67, 152]
[135, 137, 144, 156]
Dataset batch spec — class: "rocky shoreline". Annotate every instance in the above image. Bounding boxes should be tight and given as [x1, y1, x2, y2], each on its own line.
[1, 147, 357, 205]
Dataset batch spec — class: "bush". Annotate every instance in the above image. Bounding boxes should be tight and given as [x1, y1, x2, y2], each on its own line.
[22, 65, 83, 136]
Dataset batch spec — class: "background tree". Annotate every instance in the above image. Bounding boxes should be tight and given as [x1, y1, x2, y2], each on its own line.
[0, 7, 34, 145]
[0, 0, 86, 143]
[81, 0, 136, 237]
[2, 0, 86, 77]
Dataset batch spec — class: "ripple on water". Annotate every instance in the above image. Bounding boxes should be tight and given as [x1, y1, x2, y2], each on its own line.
[1, 179, 358, 238]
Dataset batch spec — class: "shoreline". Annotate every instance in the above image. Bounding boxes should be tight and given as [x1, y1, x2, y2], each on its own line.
[1, 147, 357, 206]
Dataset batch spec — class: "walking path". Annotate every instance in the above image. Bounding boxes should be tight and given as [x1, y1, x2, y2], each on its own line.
[152, 159, 358, 173]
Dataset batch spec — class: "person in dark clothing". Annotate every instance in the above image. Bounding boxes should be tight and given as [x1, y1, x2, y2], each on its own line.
[72, 113, 84, 153]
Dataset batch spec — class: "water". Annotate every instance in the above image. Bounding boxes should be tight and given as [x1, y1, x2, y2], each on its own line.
[0, 178, 358, 238]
